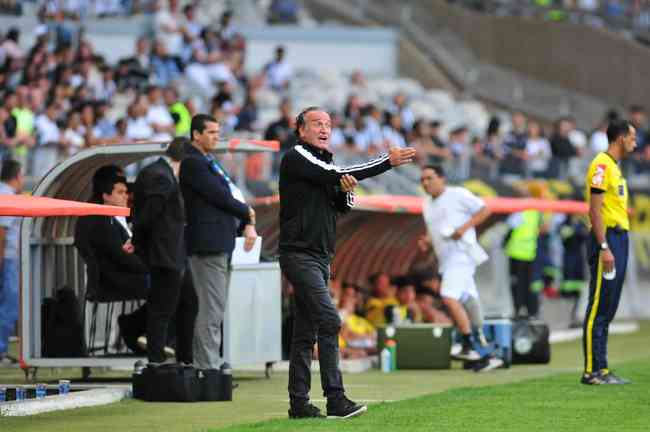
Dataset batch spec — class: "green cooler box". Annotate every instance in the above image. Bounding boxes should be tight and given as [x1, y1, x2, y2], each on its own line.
[378, 324, 452, 370]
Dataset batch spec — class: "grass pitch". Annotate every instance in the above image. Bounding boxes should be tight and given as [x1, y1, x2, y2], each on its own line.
[218, 360, 650, 432]
[1, 322, 649, 432]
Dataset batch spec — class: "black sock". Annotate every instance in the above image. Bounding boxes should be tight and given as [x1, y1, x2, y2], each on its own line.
[461, 333, 472, 350]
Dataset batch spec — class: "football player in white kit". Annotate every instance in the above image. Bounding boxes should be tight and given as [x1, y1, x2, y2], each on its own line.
[418, 165, 493, 364]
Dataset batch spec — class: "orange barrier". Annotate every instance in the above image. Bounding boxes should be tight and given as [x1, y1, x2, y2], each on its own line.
[253, 194, 589, 215]
[0, 195, 130, 217]
[228, 139, 280, 151]
[252, 194, 588, 286]
[356, 195, 588, 214]
[103, 138, 280, 152]
[483, 197, 588, 215]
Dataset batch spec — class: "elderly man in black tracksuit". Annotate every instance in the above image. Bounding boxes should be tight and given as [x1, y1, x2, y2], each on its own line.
[280, 106, 415, 419]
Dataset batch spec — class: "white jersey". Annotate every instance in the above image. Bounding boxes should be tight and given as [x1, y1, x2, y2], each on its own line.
[422, 186, 486, 274]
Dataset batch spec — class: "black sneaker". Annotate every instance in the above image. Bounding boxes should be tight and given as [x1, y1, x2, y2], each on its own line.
[288, 402, 325, 419]
[601, 371, 631, 385]
[326, 396, 367, 419]
[580, 372, 606, 385]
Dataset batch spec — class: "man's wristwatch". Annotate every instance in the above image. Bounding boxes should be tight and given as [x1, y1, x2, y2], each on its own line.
[600, 242, 609, 251]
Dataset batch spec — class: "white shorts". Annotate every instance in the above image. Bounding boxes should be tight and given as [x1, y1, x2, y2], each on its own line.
[440, 268, 479, 302]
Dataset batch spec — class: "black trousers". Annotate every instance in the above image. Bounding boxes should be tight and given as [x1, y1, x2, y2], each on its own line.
[147, 267, 198, 363]
[509, 258, 538, 317]
[280, 252, 344, 404]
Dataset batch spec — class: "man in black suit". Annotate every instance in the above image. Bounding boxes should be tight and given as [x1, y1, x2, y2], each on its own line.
[180, 114, 257, 370]
[74, 172, 149, 353]
[132, 137, 197, 365]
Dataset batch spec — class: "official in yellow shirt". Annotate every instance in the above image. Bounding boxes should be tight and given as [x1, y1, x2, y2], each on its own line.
[581, 119, 636, 385]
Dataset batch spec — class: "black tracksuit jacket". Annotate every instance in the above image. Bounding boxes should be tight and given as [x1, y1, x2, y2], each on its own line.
[278, 141, 392, 260]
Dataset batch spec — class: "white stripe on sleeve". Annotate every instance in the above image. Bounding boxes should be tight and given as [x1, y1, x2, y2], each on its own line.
[339, 154, 389, 173]
[294, 145, 389, 175]
[295, 145, 341, 171]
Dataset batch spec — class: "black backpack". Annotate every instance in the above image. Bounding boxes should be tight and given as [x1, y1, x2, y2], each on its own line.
[511, 318, 551, 364]
[41, 287, 87, 358]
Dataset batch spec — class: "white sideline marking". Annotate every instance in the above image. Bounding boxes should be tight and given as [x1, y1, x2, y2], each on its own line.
[0, 388, 130, 417]
[229, 358, 373, 374]
[550, 321, 639, 344]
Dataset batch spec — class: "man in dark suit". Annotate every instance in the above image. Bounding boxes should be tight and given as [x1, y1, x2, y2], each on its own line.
[180, 114, 257, 370]
[132, 137, 197, 365]
[74, 172, 149, 353]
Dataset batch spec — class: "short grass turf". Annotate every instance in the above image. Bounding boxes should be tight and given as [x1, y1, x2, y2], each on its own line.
[1, 321, 649, 432]
[218, 359, 650, 432]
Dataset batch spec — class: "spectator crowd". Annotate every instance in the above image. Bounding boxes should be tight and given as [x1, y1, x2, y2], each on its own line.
[0, 0, 648, 193]
[450, 0, 650, 36]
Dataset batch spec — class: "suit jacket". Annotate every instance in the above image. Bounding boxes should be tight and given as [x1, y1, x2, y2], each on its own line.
[74, 215, 149, 302]
[132, 157, 186, 271]
[180, 145, 251, 255]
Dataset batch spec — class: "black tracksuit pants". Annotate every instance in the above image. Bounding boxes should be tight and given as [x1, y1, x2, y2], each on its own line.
[147, 267, 198, 363]
[280, 252, 344, 404]
[509, 258, 538, 317]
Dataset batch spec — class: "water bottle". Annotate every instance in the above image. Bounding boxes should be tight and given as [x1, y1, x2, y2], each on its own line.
[392, 306, 402, 325]
[219, 362, 233, 401]
[36, 383, 47, 399]
[385, 339, 397, 371]
[58, 380, 70, 395]
[15, 386, 26, 401]
[380, 348, 392, 373]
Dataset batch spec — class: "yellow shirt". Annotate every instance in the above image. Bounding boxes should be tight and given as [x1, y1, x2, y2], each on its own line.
[344, 314, 375, 335]
[339, 314, 375, 349]
[585, 152, 629, 231]
[365, 297, 399, 327]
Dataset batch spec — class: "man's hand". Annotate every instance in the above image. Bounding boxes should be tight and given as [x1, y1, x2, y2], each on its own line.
[122, 239, 135, 254]
[601, 248, 615, 273]
[243, 224, 258, 252]
[248, 207, 256, 226]
[389, 147, 416, 167]
[340, 174, 358, 193]
[451, 226, 466, 241]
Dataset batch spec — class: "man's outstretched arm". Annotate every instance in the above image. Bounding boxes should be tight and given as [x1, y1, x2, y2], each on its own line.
[288, 146, 416, 185]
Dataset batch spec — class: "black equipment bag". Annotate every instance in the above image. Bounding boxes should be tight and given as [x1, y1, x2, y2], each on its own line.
[132, 364, 202, 402]
[511, 318, 551, 364]
[41, 288, 87, 358]
[200, 368, 232, 401]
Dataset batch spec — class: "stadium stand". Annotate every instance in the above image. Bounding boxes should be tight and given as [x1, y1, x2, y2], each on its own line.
[449, 0, 650, 40]
[3, 0, 628, 197]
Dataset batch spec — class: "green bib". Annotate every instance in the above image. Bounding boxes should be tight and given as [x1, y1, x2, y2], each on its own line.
[506, 210, 541, 262]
